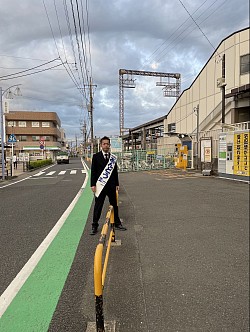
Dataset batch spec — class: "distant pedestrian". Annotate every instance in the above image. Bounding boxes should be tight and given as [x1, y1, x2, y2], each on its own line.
[13, 154, 18, 169]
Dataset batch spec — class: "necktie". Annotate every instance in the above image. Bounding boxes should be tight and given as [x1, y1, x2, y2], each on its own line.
[105, 153, 108, 160]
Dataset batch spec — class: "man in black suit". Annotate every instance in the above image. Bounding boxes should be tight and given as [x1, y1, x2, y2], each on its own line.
[90, 136, 127, 235]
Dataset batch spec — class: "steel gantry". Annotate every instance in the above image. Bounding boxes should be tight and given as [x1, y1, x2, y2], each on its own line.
[119, 69, 181, 136]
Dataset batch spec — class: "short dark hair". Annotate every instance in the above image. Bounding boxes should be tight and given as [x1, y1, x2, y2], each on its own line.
[100, 136, 110, 144]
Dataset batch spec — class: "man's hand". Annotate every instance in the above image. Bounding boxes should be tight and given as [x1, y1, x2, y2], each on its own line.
[116, 186, 119, 191]
[91, 186, 96, 193]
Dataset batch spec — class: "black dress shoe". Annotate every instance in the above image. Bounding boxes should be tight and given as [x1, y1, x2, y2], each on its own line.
[90, 228, 98, 235]
[115, 224, 127, 231]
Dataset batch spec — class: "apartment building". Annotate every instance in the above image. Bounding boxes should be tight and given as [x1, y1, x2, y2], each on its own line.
[4, 111, 64, 160]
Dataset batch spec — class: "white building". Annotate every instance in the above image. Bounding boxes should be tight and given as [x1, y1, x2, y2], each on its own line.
[157, 27, 249, 180]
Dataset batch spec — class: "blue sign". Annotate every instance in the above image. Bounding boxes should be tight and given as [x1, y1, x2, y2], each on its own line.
[8, 134, 17, 143]
[40, 145, 44, 149]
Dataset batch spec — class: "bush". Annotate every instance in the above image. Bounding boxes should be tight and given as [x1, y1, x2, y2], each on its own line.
[28, 159, 53, 170]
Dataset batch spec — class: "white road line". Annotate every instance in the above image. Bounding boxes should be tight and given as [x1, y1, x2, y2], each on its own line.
[58, 171, 66, 175]
[46, 171, 56, 176]
[0, 164, 89, 318]
[33, 171, 45, 177]
[70, 170, 77, 174]
[82, 170, 87, 173]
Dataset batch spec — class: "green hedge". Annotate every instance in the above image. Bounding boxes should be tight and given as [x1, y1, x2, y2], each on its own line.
[28, 159, 53, 170]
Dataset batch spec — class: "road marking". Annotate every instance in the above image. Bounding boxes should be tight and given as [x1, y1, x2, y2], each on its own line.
[70, 170, 77, 174]
[33, 171, 45, 177]
[86, 321, 116, 332]
[46, 171, 56, 176]
[58, 171, 66, 175]
[0, 160, 92, 331]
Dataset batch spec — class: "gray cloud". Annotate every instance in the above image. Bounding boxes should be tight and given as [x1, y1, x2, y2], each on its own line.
[0, 0, 248, 142]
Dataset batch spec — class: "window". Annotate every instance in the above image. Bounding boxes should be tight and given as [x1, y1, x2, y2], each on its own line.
[240, 54, 250, 75]
[19, 121, 26, 127]
[7, 121, 16, 127]
[42, 122, 50, 127]
[32, 122, 40, 127]
[168, 123, 176, 133]
[44, 136, 50, 141]
[32, 136, 40, 141]
[19, 136, 27, 141]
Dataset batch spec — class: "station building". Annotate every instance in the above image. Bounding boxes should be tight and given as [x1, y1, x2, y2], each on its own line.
[123, 27, 249, 181]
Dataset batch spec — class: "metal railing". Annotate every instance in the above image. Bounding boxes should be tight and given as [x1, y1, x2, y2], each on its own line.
[114, 149, 175, 172]
[94, 205, 116, 332]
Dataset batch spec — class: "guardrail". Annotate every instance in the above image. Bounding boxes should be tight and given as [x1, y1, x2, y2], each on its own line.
[94, 205, 116, 332]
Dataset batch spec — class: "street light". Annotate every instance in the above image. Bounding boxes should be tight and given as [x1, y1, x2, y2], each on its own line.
[1, 84, 22, 180]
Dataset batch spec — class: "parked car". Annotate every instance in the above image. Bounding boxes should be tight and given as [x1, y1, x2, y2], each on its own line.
[56, 151, 69, 164]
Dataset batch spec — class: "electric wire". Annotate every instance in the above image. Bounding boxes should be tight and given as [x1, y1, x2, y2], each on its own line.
[70, 0, 86, 88]
[151, 0, 226, 67]
[143, 0, 209, 66]
[54, 0, 68, 62]
[69, 0, 90, 107]
[178, 0, 217, 51]
[0, 62, 65, 81]
[84, 0, 93, 79]
[75, 0, 90, 86]
[0, 57, 60, 79]
[63, 0, 87, 100]
[54, 0, 86, 99]
[43, 0, 88, 103]
[152, 0, 222, 64]
[42, 0, 61, 57]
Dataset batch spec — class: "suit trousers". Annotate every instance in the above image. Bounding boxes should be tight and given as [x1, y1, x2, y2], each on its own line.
[92, 185, 121, 229]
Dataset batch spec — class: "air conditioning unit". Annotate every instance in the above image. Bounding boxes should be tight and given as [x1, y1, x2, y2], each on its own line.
[217, 77, 226, 88]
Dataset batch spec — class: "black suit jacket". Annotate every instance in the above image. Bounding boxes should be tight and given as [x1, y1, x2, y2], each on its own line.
[91, 151, 119, 188]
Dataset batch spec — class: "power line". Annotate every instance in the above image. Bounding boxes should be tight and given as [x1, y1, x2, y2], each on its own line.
[0, 62, 65, 81]
[42, 0, 61, 58]
[152, 0, 226, 64]
[54, 0, 68, 62]
[0, 54, 53, 61]
[143, 0, 209, 66]
[178, 0, 216, 51]
[84, 0, 93, 79]
[0, 57, 60, 79]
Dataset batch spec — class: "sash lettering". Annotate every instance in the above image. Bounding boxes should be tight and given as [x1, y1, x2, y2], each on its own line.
[95, 154, 117, 197]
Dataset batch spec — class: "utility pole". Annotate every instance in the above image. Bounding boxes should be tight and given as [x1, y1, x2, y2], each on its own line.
[82, 121, 87, 157]
[85, 78, 97, 157]
[75, 134, 78, 155]
[89, 79, 94, 156]
[221, 54, 226, 130]
[194, 104, 199, 170]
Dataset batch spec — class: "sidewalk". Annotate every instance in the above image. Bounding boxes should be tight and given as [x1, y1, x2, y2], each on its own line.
[94, 171, 249, 331]
[0, 162, 26, 181]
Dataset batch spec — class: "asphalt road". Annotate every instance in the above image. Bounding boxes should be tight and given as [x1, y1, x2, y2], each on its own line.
[0, 158, 86, 295]
[0, 167, 249, 331]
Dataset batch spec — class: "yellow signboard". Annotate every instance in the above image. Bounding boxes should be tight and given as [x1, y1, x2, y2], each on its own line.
[233, 132, 250, 176]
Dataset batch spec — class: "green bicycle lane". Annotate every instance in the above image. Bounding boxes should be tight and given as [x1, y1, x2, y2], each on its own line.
[0, 174, 93, 332]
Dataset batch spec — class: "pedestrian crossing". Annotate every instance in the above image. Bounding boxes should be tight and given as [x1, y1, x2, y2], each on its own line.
[31, 169, 86, 178]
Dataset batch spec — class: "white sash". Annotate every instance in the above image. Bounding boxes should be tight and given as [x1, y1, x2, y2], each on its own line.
[95, 153, 117, 197]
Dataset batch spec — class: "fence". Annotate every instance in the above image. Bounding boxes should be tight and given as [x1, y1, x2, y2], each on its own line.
[114, 149, 175, 172]
[94, 205, 116, 331]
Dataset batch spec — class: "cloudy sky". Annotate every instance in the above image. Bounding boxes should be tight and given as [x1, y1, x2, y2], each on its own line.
[0, 0, 249, 142]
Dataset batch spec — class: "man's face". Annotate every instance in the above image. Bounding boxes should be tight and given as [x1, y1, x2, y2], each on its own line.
[101, 139, 110, 153]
